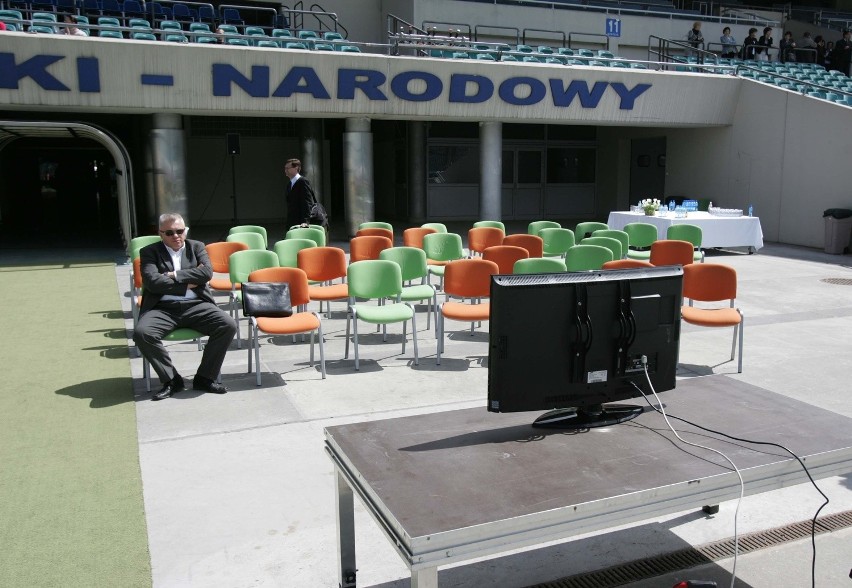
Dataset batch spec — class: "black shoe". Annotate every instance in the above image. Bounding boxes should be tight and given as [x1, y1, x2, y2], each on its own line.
[193, 376, 228, 394]
[152, 375, 184, 401]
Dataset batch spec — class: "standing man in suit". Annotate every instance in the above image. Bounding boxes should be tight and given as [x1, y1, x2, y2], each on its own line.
[133, 213, 236, 400]
[834, 29, 852, 76]
[285, 158, 314, 229]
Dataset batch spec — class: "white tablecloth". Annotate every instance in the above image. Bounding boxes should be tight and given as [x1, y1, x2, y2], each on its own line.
[606, 211, 764, 251]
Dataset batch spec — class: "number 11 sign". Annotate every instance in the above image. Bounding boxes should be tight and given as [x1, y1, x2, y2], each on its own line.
[606, 18, 621, 37]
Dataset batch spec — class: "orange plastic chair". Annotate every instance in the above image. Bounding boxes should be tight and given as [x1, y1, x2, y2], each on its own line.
[602, 259, 655, 270]
[355, 227, 394, 241]
[503, 234, 544, 258]
[245, 267, 325, 385]
[468, 226, 505, 257]
[436, 258, 499, 365]
[681, 263, 743, 373]
[482, 245, 529, 274]
[650, 239, 696, 267]
[206, 241, 249, 294]
[349, 235, 393, 262]
[403, 227, 437, 249]
[297, 246, 349, 316]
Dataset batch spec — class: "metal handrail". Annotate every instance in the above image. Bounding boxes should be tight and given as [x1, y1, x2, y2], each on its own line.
[521, 28, 566, 48]
[567, 31, 610, 51]
[421, 20, 472, 39]
[472, 24, 520, 45]
[734, 63, 852, 98]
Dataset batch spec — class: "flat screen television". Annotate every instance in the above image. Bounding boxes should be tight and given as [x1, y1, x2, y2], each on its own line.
[487, 266, 683, 429]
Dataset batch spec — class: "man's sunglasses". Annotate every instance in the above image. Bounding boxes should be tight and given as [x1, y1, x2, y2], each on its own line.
[159, 228, 186, 237]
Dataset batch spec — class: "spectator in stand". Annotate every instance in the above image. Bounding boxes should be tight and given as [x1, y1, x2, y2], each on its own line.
[834, 30, 852, 76]
[720, 27, 737, 58]
[0, 21, 6, 32]
[62, 15, 87, 36]
[215, 27, 226, 44]
[757, 26, 774, 61]
[742, 28, 759, 60]
[687, 21, 704, 55]
[798, 31, 817, 63]
[825, 40, 834, 70]
[779, 31, 796, 63]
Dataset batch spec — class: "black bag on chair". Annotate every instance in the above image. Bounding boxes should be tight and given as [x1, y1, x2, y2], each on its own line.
[241, 282, 293, 318]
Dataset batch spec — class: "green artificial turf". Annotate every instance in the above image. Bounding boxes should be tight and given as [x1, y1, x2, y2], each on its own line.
[0, 259, 150, 587]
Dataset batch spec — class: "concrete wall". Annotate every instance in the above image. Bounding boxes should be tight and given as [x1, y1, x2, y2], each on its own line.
[0, 34, 739, 126]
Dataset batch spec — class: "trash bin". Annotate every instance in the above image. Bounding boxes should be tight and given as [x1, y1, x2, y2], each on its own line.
[823, 209, 852, 254]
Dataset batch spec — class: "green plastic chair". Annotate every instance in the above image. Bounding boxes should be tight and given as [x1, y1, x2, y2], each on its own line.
[575, 221, 609, 241]
[513, 257, 567, 274]
[667, 224, 705, 262]
[565, 244, 613, 271]
[227, 231, 266, 251]
[380, 247, 438, 333]
[228, 250, 280, 348]
[528, 220, 561, 235]
[229, 225, 268, 248]
[128, 235, 162, 298]
[581, 236, 623, 261]
[422, 232, 464, 286]
[623, 223, 659, 260]
[592, 229, 630, 259]
[344, 260, 418, 370]
[422, 222, 448, 233]
[273, 238, 316, 268]
[128, 235, 161, 260]
[143, 328, 205, 392]
[473, 220, 506, 232]
[286, 226, 326, 247]
[539, 228, 575, 258]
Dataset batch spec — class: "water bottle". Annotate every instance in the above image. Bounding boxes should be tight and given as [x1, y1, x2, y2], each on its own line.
[748, 205, 753, 217]
[669, 201, 675, 211]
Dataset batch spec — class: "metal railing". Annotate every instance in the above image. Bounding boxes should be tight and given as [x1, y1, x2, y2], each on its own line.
[568, 31, 610, 52]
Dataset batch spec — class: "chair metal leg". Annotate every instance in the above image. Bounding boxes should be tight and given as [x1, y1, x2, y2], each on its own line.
[436, 310, 443, 365]
[410, 308, 419, 365]
[352, 313, 360, 371]
[309, 330, 315, 366]
[736, 312, 744, 373]
[254, 322, 262, 387]
[231, 293, 242, 349]
[316, 318, 327, 379]
[344, 307, 352, 359]
[247, 319, 254, 373]
[401, 316, 407, 354]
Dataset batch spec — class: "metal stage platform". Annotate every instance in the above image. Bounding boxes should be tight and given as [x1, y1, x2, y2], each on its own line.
[326, 376, 852, 587]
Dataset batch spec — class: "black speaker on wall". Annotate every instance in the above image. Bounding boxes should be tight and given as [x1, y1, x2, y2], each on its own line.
[226, 133, 241, 156]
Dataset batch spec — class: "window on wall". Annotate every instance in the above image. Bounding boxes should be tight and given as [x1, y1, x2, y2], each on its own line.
[428, 145, 480, 184]
[546, 148, 596, 183]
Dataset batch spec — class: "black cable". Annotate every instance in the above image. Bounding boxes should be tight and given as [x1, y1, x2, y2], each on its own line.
[630, 380, 829, 588]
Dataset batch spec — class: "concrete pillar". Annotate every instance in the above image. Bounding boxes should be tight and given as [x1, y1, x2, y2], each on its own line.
[479, 121, 502, 221]
[343, 118, 374, 237]
[146, 113, 188, 223]
[408, 121, 427, 223]
[301, 119, 323, 206]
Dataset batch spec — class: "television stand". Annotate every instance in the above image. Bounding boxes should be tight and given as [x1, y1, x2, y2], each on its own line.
[532, 403, 644, 429]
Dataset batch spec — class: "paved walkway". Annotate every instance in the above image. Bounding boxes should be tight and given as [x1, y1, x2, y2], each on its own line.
[122, 240, 852, 587]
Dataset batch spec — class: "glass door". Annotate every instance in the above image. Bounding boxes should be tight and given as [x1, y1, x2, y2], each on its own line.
[501, 147, 543, 219]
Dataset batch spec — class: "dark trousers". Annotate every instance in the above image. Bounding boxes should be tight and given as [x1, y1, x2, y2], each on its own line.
[133, 299, 236, 383]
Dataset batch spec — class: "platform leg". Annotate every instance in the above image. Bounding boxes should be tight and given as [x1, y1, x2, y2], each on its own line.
[336, 468, 357, 588]
[411, 566, 438, 588]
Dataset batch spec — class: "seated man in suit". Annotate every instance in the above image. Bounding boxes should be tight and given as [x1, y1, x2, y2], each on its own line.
[133, 213, 237, 400]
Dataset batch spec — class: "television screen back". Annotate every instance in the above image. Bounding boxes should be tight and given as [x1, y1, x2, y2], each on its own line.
[487, 267, 682, 415]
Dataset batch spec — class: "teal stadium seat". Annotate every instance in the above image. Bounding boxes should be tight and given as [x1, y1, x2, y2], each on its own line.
[132, 32, 157, 41]
[285, 41, 308, 49]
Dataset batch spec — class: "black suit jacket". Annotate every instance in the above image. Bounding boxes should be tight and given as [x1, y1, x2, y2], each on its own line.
[139, 239, 215, 314]
[286, 176, 314, 228]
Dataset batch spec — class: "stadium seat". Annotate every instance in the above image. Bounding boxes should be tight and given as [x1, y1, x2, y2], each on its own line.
[323, 31, 343, 41]
[227, 37, 250, 46]
[129, 18, 151, 29]
[123, 0, 146, 20]
[132, 31, 157, 41]
[171, 4, 193, 23]
[159, 20, 182, 31]
[99, 28, 123, 38]
[100, 0, 122, 18]
[30, 24, 57, 34]
[298, 30, 319, 40]
[338, 45, 360, 52]
[257, 40, 279, 48]
[313, 42, 335, 51]
[165, 33, 189, 43]
[198, 5, 216, 24]
[221, 7, 243, 25]
[284, 41, 308, 49]
[272, 28, 293, 38]
[98, 16, 120, 27]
